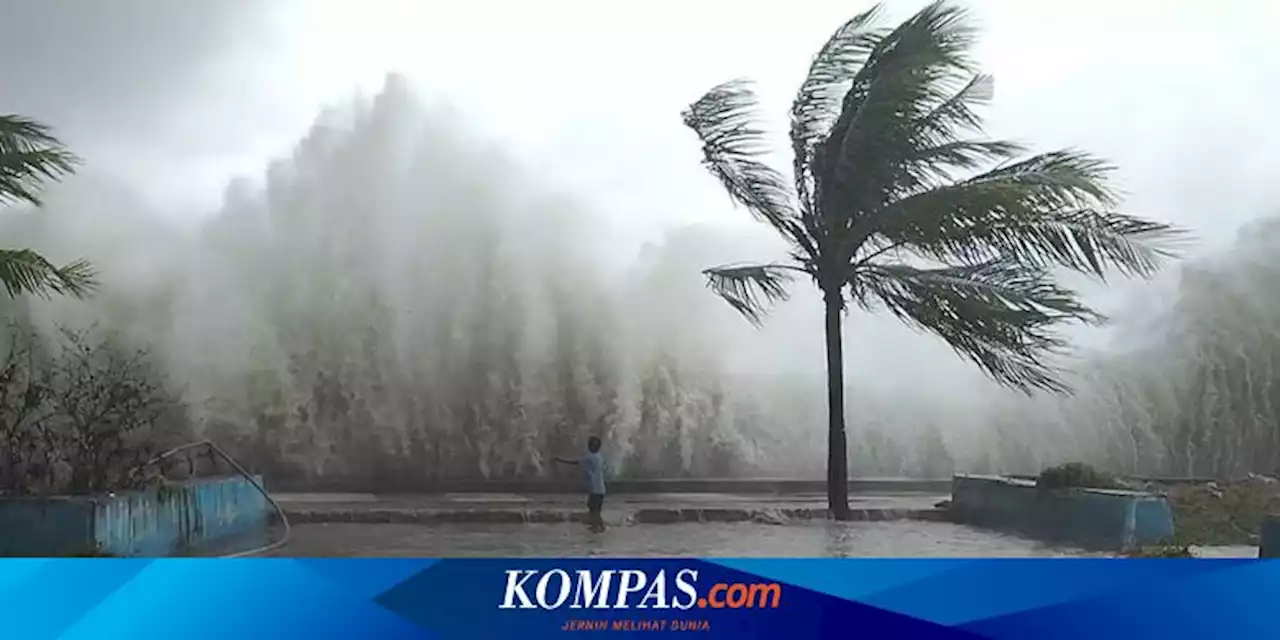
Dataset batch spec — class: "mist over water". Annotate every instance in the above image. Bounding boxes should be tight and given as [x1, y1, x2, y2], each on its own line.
[977, 217, 1280, 478]
[6, 70, 1280, 487]
[0, 77, 859, 486]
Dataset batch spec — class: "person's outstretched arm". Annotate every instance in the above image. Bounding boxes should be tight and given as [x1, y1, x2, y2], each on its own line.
[553, 456, 579, 466]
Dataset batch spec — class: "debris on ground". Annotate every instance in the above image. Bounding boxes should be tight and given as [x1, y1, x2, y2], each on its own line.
[750, 509, 790, 525]
[1123, 544, 1195, 558]
[1036, 462, 1125, 491]
[1161, 476, 1280, 546]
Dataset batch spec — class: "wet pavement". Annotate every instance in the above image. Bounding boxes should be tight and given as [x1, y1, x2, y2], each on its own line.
[255, 492, 1262, 558]
[268, 520, 1102, 557]
[271, 492, 946, 509]
[271, 492, 949, 525]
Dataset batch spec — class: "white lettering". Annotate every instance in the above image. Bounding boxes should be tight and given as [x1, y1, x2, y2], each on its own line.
[614, 570, 648, 608]
[671, 569, 699, 610]
[571, 570, 614, 609]
[535, 569, 572, 609]
[504, 568, 706, 611]
[500, 570, 538, 609]
[638, 570, 669, 609]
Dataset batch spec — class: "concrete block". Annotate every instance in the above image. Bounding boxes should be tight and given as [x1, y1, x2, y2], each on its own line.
[949, 474, 1175, 550]
[0, 476, 269, 557]
[1260, 515, 1280, 558]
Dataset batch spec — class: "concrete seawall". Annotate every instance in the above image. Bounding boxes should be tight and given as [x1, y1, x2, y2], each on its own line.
[949, 474, 1175, 550]
[0, 476, 270, 556]
[272, 492, 950, 526]
[271, 478, 954, 495]
[283, 505, 951, 525]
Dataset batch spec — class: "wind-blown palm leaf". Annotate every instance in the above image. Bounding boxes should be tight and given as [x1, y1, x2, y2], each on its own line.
[913, 73, 995, 140]
[815, 1, 979, 232]
[856, 259, 1102, 392]
[0, 114, 80, 206]
[682, 81, 816, 259]
[862, 150, 1188, 278]
[686, 1, 1184, 389]
[0, 250, 97, 298]
[831, 72, 1004, 259]
[682, 0, 1185, 515]
[703, 263, 798, 327]
[790, 6, 887, 216]
[0, 115, 97, 299]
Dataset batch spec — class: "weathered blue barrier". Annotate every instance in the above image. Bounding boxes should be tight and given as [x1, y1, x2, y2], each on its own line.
[1260, 515, 1280, 558]
[949, 474, 1175, 550]
[0, 476, 269, 557]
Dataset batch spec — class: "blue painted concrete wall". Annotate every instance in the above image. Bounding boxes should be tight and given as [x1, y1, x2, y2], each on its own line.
[1260, 515, 1280, 557]
[950, 474, 1175, 550]
[0, 497, 97, 556]
[94, 475, 269, 556]
[0, 476, 269, 557]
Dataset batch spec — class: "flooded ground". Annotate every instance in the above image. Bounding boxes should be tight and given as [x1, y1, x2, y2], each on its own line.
[269, 520, 1100, 557]
[249, 491, 1260, 558]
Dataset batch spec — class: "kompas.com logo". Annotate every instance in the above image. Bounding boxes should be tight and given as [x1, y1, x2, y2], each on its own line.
[498, 568, 782, 610]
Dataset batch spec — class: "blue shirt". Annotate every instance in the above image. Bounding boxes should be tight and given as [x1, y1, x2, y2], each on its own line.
[582, 452, 607, 495]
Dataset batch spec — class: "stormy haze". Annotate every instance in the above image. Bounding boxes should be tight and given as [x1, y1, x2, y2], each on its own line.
[3, 0, 1280, 486]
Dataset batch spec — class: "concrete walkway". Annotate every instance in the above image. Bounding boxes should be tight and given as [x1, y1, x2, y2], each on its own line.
[268, 478, 954, 495]
[271, 492, 950, 525]
[267, 520, 1091, 557]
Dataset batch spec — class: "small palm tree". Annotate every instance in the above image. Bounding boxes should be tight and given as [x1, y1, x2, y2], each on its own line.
[681, 1, 1185, 518]
[0, 114, 96, 298]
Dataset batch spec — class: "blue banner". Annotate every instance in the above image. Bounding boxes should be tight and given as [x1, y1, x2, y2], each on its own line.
[3, 558, 1273, 639]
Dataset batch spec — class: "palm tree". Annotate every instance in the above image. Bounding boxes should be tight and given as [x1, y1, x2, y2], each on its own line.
[680, 1, 1185, 518]
[0, 114, 96, 297]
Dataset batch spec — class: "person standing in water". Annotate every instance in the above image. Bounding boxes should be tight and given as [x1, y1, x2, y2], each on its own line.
[554, 436, 607, 532]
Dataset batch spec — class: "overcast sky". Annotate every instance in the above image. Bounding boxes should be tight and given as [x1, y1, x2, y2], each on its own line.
[3, 0, 1277, 394]
[4, 0, 1278, 240]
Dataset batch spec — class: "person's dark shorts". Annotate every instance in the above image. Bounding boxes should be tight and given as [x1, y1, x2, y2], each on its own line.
[587, 493, 604, 514]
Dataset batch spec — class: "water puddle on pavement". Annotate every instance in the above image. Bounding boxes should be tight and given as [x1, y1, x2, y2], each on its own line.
[269, 520, 1103, 558]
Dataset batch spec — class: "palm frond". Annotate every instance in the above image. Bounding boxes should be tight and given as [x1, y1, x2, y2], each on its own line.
[850, 76, 1009, 202]
[682, 81, 814, 257]
[855, 259, 1102, 392]
[863, 149, 1189, 278]
[815, 1, 979, 226]
[0, 249, 98, 299]
[893, 139, 1024, 192]
[0, 115, 80, 207]
[790, 5, 888, 213]
[703, 263, 798, 327]
[913, 73, 994, 141]
[831, 74, 1011, 259]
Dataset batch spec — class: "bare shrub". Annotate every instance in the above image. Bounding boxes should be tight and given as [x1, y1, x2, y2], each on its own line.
[0, 327, 56, 494]
[0, 325, 186, 495]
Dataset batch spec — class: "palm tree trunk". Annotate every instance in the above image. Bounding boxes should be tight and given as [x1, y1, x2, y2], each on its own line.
[824, 289, 851, 519]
